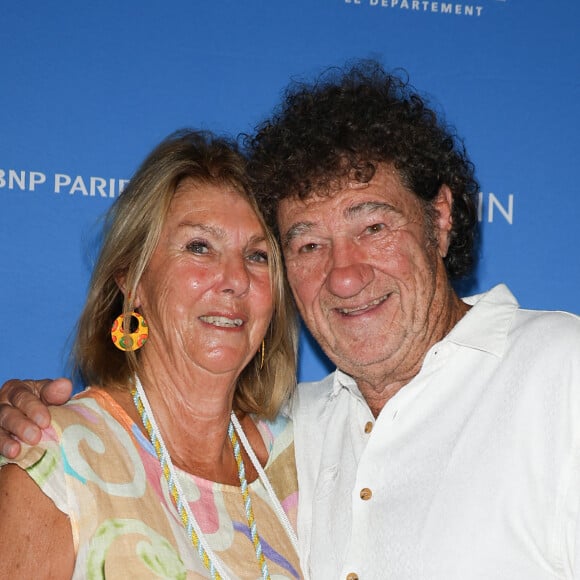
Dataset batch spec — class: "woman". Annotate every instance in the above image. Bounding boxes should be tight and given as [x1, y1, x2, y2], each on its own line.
[0, 130, 301, 579]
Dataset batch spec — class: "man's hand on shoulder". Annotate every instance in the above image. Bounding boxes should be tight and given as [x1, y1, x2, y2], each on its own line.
[0, 378, 73, 458]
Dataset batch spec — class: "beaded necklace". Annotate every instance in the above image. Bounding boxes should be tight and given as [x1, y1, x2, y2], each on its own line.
[132, 377, 298, 579]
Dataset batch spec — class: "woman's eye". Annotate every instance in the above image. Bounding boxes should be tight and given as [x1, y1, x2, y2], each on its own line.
[248, 250, 269, 264]
[186, 240, 209, 254]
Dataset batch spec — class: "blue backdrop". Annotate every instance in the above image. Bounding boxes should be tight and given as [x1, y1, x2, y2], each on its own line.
[1, 0, 579, 385]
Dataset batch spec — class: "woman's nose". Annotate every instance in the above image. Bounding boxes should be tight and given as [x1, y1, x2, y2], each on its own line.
[220, 257, 251, 296]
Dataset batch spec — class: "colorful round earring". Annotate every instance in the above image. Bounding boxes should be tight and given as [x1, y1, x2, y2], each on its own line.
[111, 312, 149, 352]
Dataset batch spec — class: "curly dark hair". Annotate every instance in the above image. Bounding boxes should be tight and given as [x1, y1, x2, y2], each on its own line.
[246, 60, 479, 279]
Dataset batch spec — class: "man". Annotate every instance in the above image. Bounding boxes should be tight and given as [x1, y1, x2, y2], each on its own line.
[2, 61, 580, 579]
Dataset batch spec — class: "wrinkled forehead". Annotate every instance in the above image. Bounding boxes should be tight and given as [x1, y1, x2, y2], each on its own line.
[163, 179, 265, 238]
[275, 185, 366, 243]
[170, 177, 255, 214]
[277, 164, 413, 222]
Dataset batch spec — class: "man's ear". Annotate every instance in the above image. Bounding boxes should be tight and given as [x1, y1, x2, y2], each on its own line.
[433, 184, 453, 258]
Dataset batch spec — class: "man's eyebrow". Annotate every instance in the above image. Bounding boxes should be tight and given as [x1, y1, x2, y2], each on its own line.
[345, 200, 401, 218]
[282, 221, 315, 248]
[282, 201, 401, 247]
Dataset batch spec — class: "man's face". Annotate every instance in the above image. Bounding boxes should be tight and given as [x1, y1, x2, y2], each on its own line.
[277, 164, 453, 383]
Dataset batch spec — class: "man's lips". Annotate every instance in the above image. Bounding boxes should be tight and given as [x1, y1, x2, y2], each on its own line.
[336, 293, 391, 316]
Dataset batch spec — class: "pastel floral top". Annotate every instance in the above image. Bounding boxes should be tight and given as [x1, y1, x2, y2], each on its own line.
[1, 387, 301, 579]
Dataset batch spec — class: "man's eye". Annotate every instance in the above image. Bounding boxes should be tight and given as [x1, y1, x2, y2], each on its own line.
[248, 250, 268, 263]
[299, 243, 319, 254]
[365, 223, 386, 235]
[186, 240, 209, 254]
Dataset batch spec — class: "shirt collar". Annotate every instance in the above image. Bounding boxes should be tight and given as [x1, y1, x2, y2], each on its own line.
[333, 368, 363, 398]
[447, 283, 519, 357]
[330, 284, 519, 397]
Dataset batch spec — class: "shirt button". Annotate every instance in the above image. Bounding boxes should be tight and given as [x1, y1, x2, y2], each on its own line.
[364, 421, 373, 433]
[360, 487, 372, 500]
[346, 573, 359, 580]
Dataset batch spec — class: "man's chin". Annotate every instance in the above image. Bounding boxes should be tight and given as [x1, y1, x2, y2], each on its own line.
[324, 349, 387, 375]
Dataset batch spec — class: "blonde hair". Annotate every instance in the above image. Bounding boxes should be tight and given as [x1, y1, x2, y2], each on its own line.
[73, 129, 297, 419]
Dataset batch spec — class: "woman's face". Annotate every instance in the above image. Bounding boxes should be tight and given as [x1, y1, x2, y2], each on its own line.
[135, 179, 274, 380]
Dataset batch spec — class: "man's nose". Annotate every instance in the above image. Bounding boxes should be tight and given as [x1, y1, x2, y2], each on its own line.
[326, 239, 373, 299]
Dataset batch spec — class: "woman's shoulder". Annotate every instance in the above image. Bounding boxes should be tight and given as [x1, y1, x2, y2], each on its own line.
[254, 413, 298, 511]
[52, 385, 134, 425]
[252, 413, 295, 478]
[8, 386, 136, 470]
[254, 412, 294, 455]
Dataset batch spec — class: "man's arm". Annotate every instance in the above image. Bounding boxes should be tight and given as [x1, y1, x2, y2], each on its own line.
[0, 378, 72, 458]
[0, 463, 75, 577]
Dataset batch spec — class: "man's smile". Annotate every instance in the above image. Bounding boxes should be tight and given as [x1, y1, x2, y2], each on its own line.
[336, 293, 391, 316]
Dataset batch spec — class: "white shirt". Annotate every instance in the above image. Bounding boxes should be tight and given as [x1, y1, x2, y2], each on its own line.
[293, 285, 580, 580]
